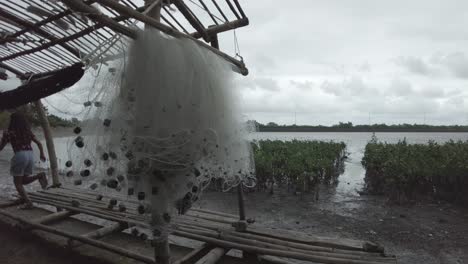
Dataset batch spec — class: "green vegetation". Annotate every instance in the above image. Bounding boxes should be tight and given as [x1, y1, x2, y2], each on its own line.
[0, 104, 77, 129]
[256, 121, 468, 132]
[252, 140, 347, 194]
[362, 137, 468, 205]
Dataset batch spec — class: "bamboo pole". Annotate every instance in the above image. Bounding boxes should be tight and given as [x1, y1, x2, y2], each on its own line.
[246, 227, 380, 252]
[190, 208, 237, 219]
[0, 209, 155, 264]
[33, 100, 60, 187]
[172, 230, 395, 264]
[194, 247, 226, 264]
[32, 210, 76, 224]
[68, 222, 128, 248]
[173, 226, 392, 263]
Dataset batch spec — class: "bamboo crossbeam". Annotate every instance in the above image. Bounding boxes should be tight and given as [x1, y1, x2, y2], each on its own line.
[0, 209, 155, 264]
[172, 0, 210, 42]
[191, 18, 249, 39]
[173, 243, 214, 264]
[68, 222, 128, 248]
[91, 0, 248, 75]
[191, 208, 238, 219]
[28, 194, 145, 227]
[0, 7, 80, 58]
[0, 62, 24, 77]
[0, 200, 23, 208]
[194, 247, 226, 264]
[259, 256, 295, 264]
[33, 210, 77, 225]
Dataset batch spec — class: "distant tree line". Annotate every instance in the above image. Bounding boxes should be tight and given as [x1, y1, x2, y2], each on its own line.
[254, 121, 468, 132]
[0, 104, 78, 129]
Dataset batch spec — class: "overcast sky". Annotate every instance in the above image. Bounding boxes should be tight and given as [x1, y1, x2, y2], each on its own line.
[2, 0, 468, 126]
[217, 0, 468, 125]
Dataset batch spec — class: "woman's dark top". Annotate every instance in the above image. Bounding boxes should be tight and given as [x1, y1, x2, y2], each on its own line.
[0, 130, 34, 153]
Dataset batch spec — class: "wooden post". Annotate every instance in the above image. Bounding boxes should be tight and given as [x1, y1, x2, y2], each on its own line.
[237, 184, 246, 221]
[33, 100, 60, 186]
[209, 30, 219, 50]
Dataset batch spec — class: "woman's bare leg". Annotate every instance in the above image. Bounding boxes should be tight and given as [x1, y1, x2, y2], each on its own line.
[22, 174, 41, 185]
[13, 176, 33, 206]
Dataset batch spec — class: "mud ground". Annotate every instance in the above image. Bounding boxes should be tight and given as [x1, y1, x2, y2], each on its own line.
[198, 189, 468, 264]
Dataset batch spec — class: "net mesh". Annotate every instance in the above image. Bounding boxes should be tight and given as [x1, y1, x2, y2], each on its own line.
[59, 29, 255, 237]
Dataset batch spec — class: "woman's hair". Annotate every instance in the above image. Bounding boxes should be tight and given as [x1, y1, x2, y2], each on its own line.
[8, 112, 32, 133]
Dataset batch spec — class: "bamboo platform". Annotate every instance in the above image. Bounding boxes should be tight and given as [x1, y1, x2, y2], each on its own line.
[0, 187, 397, 264]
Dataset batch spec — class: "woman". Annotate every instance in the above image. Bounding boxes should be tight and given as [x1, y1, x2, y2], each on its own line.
[0, 112, 48, 209]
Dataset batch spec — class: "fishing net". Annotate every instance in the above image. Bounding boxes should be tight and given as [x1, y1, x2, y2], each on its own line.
[59, 29, 255, 238]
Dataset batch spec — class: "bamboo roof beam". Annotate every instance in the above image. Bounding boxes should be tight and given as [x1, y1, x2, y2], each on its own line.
[232, 0, 246, 18]
[191, 17, 248, 39]
[225, 0, 241, 20]
[60, 0, 138, 39]
[210, 0, 229, 22]
[0, 26, 96, 62]
[0, 9, 71, 46]
[162, 5, 190, 34]
[198, 0, 219, 26]
[0, 10, 137, 64]
[91, 0, 248, 75]
[172, 0, 211, 42]
[0, 7, 81, 59]
[0, 62, 24, 77]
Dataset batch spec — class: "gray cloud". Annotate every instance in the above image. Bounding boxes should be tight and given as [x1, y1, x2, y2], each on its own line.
[395, 56, 430, 75]
[436, 52, 468, 79]
[388, 78, 413, 97]
[235, 76, 280, 92]
[290, 80, 314, 90]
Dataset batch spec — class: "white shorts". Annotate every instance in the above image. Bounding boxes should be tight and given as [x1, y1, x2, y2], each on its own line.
[10, 150, 34, 177]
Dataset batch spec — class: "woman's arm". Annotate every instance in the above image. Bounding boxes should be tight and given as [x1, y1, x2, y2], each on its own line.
[31, 133, 46, 162]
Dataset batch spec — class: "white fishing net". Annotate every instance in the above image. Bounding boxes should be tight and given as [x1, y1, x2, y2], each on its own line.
[59, 29, 255, 237]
